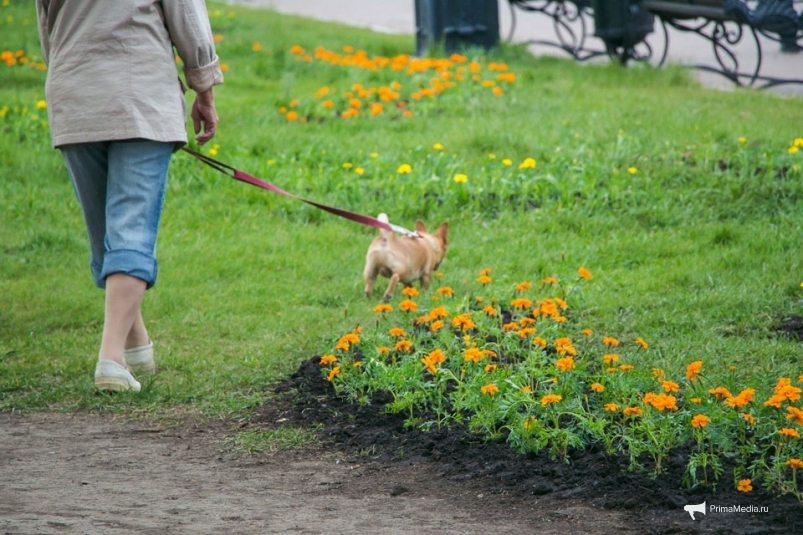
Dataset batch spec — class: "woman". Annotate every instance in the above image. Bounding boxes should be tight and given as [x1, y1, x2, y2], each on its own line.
[36, 0, 223, 391]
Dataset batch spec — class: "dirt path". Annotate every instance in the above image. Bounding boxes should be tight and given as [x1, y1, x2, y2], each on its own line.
[1, 412, 632, 535]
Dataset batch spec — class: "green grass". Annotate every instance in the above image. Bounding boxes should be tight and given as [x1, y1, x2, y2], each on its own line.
[2, 0, 803, 431]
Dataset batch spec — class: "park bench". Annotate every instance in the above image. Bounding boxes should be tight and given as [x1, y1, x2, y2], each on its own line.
[506, 0, 803, 88]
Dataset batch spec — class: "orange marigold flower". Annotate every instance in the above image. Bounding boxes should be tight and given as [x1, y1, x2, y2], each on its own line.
[485, 363, 498, 373]
[623, 406, 642, 417]
[581, 328, 593, 336]
[662, 380, 680, 393]
[542, 276, 559, 285]
[353, 361, 362, 368]
[394, 340, 412, 352]
[786, 458, 803, 470]
[431, 320, 445, 332]
[319, 354, 338, 365]
[690, 397, 702, 404]
[556, 356, 576, 372]
[787, 406, 803, 425]
[327, 366, 341, 381]
[652, 367, 665, 380]
[578, 267, 593, 280]
[522, 415, 537, 429]
[477, 274, 492, 284]
[709, 386, 732, 399]
[773, 377, 802, 402]
[725, 388, 755, 409]
[511, 298, 532, 309]
[430, 305, 448, 318]
[590, 383, 605, 393]
[481, 383, 500, 396]
[554, 337, 576, 356]
[603, 354, 619, 364]
[452, 313, 476, 331]
[533, 337, 547, 348]
[503, 321, 519, 332]
[518, 327, 537, 338]
[521, 385, 532, 393]
[399, 299, 418, 312]
[463, 347, 484, 363]
[373, 303, 393, 313]
[740, 412, 757, 425]
[335, 340, 350, 351]
[737, 479, 753, 492]
[691, 414, 711, 428]
[514, 281, 532, 292]
[604, 403, 619, 412]
[686, 360, 703, 382]
[286, 111, 299, 121]
[602, 336, 619, 347]
[764, 394, 785, 409]
[635, 337, 649, 349]
[619, 364, 634, 372]
[377, 346, 390, 354]
[483, 305, 497, 316]
[401, 286, 419, 297]
[437, 286, 454, 296]
[779, 427, 801, 439]
[540, 394, 562, 406]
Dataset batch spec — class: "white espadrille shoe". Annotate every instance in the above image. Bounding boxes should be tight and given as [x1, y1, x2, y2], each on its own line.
[124, 342, 155, 375]
[94, 360, 142, 392]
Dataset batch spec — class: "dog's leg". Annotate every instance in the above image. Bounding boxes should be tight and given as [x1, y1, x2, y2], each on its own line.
[364, 262, 378, 299]
[382, 273, 402, 302]
[420, 272, 431, 290]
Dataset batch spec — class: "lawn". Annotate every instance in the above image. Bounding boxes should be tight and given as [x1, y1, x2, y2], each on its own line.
[1, 0, 802, 453]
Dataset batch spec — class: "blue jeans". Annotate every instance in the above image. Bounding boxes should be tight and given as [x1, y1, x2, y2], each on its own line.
[60, 140, 173, 289]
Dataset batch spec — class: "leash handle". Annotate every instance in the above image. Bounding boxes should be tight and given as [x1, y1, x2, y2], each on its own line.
[181, 147, 418, 237]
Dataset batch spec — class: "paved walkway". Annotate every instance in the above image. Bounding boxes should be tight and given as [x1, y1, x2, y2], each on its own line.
[237, 0, 801, 95]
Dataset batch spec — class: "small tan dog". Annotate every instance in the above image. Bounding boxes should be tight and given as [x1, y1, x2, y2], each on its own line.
[364, 214, 449, 301]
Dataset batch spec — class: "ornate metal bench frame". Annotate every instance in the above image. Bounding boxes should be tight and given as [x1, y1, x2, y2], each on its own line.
[506, 0, 803, 88]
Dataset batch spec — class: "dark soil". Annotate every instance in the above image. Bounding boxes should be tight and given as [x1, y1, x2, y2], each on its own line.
[254, 356, 803, 535]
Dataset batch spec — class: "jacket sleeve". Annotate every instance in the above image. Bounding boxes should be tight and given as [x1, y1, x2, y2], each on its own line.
[36, 0, 51, 65]
[162, 0, 224, 93]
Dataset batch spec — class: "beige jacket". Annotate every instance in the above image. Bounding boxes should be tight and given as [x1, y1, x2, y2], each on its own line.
[36, 0, 224, 147]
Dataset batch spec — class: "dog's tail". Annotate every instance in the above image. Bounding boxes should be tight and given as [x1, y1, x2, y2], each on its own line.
[377, 213, 394, 240]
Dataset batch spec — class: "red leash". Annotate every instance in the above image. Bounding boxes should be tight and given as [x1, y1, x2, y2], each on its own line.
[181, 147, 417, 236]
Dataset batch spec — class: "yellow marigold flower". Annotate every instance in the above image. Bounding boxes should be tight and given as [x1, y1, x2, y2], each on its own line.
[518, 157, 536, 170]
[477, 274, 492, 284]
[522, 415, 537, 429]
[401, 286, 419, 297]
[709, 386, 732, 399]
[623, 406, 642, 417]
[606, 367, 619, 374]
[433, 142, 444, 150]
[399, 299, 418, 312]
[453, 173, 468, 183]
[740, 412, 757, 425]
[327, 366, 341, 381]
[627, 166, 637, 175]
[514, 281, 532, 292]
[353, 361, 362, 368]
[652, 367, 665, 379]
[794, 138, 803, 148]
[556, 356, 575, 372]
[725, 388, 755, 409]
[373, 303, 393, 313]
[602, 335, 619, 347]
[542, 276, 559, 285]
[738, 136, 747, 144]
[604, 403, 619, 412]
[437, 286, 454, 296]
[502, 158, 513, 166]
[691, 414, 710, 428]
[787, 458, 803, 470]
[511, 298, 532, 310]
[483, 305, 497, 316]
[619, 364, 634, 372]
[779, 427, 801, 439]
[388, 327, 406, 337]
[737, 479, 753, 492]
[690, 397, 702, 404]
[590, 383, 605, 393]
[464, 347, 484, 363]
[481, 383, 500, 396]
[790, 146, 800, 155]
[485, 364, 498, 373]
[35, 99, 47, 109]
[635, 337, 649, 349]
[686, 360, 703, 382]
[397, 163, 412, 174]
[394, 340, 412, 352]
[431, 320, 444, 332]
[662, 381, 680, 393]
[540, 394, 562, 406]
[578, 267, 593, 280]
[787, 406, 803, 425]
[319, 354, 338, 365]
[521, 385, 532, 393]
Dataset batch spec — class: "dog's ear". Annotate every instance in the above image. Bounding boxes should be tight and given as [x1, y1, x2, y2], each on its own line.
[415, 219, 427, 233]
[437, 221, 449, 243]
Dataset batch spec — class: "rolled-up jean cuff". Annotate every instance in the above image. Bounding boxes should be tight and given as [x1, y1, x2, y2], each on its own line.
[99, 249, 158, 289]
